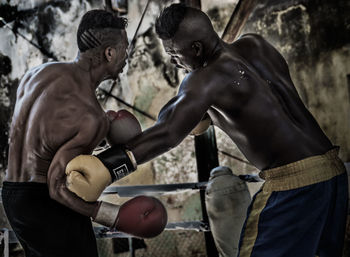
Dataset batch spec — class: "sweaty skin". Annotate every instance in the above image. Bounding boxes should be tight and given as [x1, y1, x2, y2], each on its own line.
[6, 30, 128, 217]
[127, 18, 332, 171]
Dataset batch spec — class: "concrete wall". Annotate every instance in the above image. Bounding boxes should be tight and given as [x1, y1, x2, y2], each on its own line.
[0, 0, 349, 255]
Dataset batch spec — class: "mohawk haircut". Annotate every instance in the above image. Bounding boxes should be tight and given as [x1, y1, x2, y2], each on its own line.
[155, 4, 187, 40]
[77, 9, 127, 52]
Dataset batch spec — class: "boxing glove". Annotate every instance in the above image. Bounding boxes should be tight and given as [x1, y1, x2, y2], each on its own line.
[66, 110, 141, 202]
[106, 109, 141, 145]
[93, 196, 168, 238]
[66, 145, 137, 201]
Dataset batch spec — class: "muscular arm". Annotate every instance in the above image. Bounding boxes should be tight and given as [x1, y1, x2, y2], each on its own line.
[127, 74, 212, 164]
[47, 114, 108, 217]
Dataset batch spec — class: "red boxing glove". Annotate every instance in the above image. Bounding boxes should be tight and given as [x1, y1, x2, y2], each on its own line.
[94, 196, 167, 238]
[117, 196, 168, 238]
[106, 109, 142, 145]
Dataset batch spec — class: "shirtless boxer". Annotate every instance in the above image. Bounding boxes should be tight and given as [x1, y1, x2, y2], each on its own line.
[2, 10, 167, 257]
[66, 4, 348, 257]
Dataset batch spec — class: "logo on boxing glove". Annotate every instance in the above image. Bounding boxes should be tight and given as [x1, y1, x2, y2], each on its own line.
[113, 164, 129, 180]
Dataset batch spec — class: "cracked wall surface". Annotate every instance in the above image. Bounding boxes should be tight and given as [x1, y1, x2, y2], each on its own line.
[0, 0, 349, 256]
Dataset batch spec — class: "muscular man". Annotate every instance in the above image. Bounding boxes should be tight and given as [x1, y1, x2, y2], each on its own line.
[66, 4, 348, 257]
[2, 10, 167, 257]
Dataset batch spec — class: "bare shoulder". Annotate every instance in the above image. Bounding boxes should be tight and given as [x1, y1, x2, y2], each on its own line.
[178, 58, 233, 100]
[240, 33, 286, 54]
[26, 62, 71, 78]
[232, 33, 289, 69]
[34, 62, 86, 97]
[18, 62, 75, 93]
[179, 66, 221, 93]
[236, 33, 268, 45]
[233, 33, 280, 54]
[39, 62, 76, 82]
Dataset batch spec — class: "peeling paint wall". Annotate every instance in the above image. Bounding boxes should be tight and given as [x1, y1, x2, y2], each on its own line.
[0, 0, 349, 255]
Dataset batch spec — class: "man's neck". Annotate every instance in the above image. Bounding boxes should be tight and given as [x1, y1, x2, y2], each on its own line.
[74, 53, 106, 90]
[203, 37, 223, 67]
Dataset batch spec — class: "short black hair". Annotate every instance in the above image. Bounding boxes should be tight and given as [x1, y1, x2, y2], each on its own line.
[77, 9, 127, 52]
[155, 4, 187, 40]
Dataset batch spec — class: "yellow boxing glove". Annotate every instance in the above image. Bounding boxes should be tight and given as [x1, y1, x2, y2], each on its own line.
[66, 109, 141, 202]
[66, 155, 111, 202]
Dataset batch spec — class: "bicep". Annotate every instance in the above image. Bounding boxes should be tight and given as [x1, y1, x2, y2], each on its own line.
[46, 124, 105, 216]
[47, 115, 107, 195]
[157, 90, 211, 140]
[47, 142, 85, 188]
[46, 143, 99, 216]
[126, 75, 213, 164]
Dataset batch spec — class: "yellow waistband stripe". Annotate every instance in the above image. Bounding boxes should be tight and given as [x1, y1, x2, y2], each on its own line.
[259, 147, 346, 192]
[239, 190, 272, 257]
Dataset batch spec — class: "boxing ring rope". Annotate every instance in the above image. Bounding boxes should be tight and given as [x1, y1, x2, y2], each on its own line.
[101, 88, 157, 121]
[0, 17, 58, 61]
[103, 182, 208, 196]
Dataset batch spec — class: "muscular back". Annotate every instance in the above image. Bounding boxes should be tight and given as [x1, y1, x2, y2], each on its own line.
[7, 62, 108, 183]
[205, 34, 332, 169]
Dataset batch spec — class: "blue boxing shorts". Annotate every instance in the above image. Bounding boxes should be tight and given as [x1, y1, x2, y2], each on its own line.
[238, 147, 348, 257]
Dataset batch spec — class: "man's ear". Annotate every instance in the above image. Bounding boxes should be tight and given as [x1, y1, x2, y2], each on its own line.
[192, 41, 203, 57]
[104, 47, 115, 62]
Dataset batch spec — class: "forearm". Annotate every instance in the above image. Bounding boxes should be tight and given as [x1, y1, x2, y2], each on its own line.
[126, 123, 183, 165]
[125, 89, 210, 164]
[49, 181, 99, 218]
